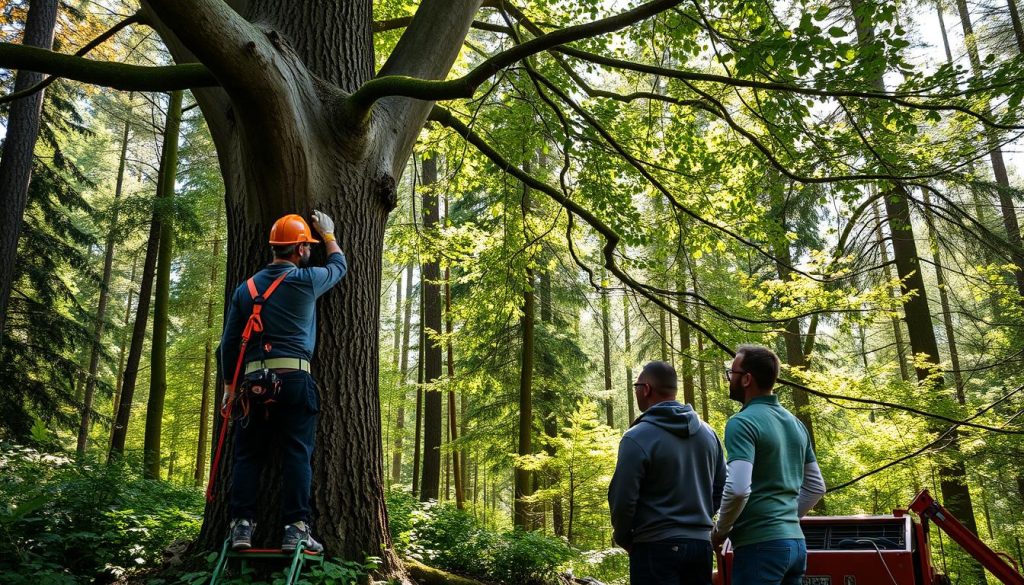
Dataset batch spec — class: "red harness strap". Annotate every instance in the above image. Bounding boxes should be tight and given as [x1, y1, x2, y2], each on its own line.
[206, 270, 292, 502]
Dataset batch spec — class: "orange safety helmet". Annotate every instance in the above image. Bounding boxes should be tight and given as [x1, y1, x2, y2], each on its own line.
[269, 214, 320, 245]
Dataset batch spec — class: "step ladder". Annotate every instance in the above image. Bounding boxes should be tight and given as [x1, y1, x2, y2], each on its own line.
[210, 538, 324, 585]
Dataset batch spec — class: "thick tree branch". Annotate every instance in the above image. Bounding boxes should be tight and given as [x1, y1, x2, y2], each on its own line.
[351, 0, 683, 114]
[0, 11, 142, 104]
[0, 42, 216, 91]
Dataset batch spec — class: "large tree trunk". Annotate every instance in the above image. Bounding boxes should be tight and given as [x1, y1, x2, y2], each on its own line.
[144, 90, 183, 480]
[0, 0, 59, 339]
[419, 154, 443, 501]
[77, 116, 131, 456]
[136, 0, 483, 575]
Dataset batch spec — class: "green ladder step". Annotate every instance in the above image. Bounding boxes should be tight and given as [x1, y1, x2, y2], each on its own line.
[210, 538, 324, 585]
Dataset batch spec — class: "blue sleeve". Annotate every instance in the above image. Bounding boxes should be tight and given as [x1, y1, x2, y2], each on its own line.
[309, 252, 347, 298]
[217, 287, 245, 384]
[608, 435, 648, 548]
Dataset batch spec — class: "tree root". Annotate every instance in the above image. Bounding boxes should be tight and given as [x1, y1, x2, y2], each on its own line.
[404, 560, 487, 585]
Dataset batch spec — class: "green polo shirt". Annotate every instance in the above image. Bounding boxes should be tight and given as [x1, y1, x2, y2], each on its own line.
[724, 394, 815, 548]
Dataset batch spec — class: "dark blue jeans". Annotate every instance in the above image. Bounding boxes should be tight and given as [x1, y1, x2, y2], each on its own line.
[629, 538, 713, 585]
[230, 370, 319, 524]
[732, 538, 806, 585]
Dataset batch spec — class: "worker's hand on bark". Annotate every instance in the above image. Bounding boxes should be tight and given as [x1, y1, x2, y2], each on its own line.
[311, 209, 335, 237]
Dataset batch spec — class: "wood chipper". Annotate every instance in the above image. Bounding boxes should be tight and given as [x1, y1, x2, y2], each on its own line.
[713, 490, 1024, 585]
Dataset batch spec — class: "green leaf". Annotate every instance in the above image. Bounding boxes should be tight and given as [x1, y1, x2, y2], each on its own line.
[813, 5, 830, 20]
[829, 26, 847, 37]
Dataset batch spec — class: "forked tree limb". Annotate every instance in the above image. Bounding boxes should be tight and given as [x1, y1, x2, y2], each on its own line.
[348, 0, 684, 115]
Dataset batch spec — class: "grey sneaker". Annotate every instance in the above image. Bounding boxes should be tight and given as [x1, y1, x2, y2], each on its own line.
[281, 521, 323, 553]
[230, 518, 255, 551]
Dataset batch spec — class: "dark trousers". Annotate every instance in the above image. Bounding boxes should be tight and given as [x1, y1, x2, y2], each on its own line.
[629, 538, 713, 585]
[229, 370, 320, 524]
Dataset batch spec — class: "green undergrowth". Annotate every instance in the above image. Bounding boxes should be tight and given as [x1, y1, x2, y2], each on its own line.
[0, 443, 204, 584]
[386, 490, 625, 585]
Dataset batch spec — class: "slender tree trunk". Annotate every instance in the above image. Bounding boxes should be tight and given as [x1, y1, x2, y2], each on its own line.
[600, 271, 614, 428]
[873, 199, 911, 382]
[391, 262, 413, 484]
[143, 90, 183, 480]
[0, 0, 59, 338]
[419, 154, 443, 501]
[847, 7, 984, 577]
[676, 272, 694, 406]
[77, 116, 131, 456]
[412, 308, 424, 498]
[110, 255, 138, 450]
[1008, 0, 1024, 52]
[109, 149, 166, 460]
[771, 215, 815, 447]
[922, 190, 966, 404]
[955, 0, 1024, 299]
[624, 294, 635, 423]
[195, 205, 222, 487]
[444, 264, 463, 508]
[514, 269, 536, 527]
[658, 308, 668, 360]
[538, 267, 563, 535]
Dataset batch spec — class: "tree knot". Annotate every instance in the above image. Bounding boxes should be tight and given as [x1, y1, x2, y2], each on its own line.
[376, 173, 398, 211]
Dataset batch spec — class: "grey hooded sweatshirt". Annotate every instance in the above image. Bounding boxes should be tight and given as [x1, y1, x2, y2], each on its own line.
[608, 401, 726, 547]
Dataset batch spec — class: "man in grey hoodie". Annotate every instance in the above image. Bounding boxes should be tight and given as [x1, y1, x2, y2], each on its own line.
[609, 361, 727, 585]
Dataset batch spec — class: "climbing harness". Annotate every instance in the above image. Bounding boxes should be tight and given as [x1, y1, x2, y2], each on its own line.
[205, 269, 293, 502]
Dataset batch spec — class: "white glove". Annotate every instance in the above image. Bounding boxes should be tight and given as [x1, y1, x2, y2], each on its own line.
[311, 209, 335, 237]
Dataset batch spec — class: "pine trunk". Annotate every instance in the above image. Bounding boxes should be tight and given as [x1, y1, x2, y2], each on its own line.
[392, 262, 414, 484]
[143, 90, 183, 479]
[0, 0, 59, 338]
[419, 154, 443, 501]
[195, 206, 222, 487]
[77, 116, 131, 455]
[600, 275, 614, 428]
[624, 294, 635, 423]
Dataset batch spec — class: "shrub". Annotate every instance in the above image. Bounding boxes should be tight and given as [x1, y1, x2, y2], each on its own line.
[387, 497, 573, 585]
[0, 443, 203, 584]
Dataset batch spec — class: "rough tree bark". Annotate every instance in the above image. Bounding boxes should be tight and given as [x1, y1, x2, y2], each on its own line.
[77, 116, 131, 456]
[0, 0, 58, 339]
[515, 180, 536, 528]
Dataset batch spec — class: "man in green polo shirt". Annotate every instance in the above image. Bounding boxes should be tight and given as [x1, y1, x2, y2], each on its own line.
[711, 344, 826, 585]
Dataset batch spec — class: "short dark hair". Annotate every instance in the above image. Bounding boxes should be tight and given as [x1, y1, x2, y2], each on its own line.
[641, 361, 678, 396]
[736, 344, 780, 390]
[272, 244, 297, 258]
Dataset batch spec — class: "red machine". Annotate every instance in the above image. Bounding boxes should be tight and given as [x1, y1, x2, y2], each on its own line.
[713, 490, 1024, 585]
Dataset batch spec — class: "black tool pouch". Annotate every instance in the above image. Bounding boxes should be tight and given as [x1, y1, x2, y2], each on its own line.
[239, 368, 282, 406]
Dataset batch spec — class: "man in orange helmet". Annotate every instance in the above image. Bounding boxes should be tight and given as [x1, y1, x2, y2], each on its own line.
[218, 210, 345, 553]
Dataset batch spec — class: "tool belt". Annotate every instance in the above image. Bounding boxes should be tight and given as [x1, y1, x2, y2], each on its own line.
[244, 357, 310, 374]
